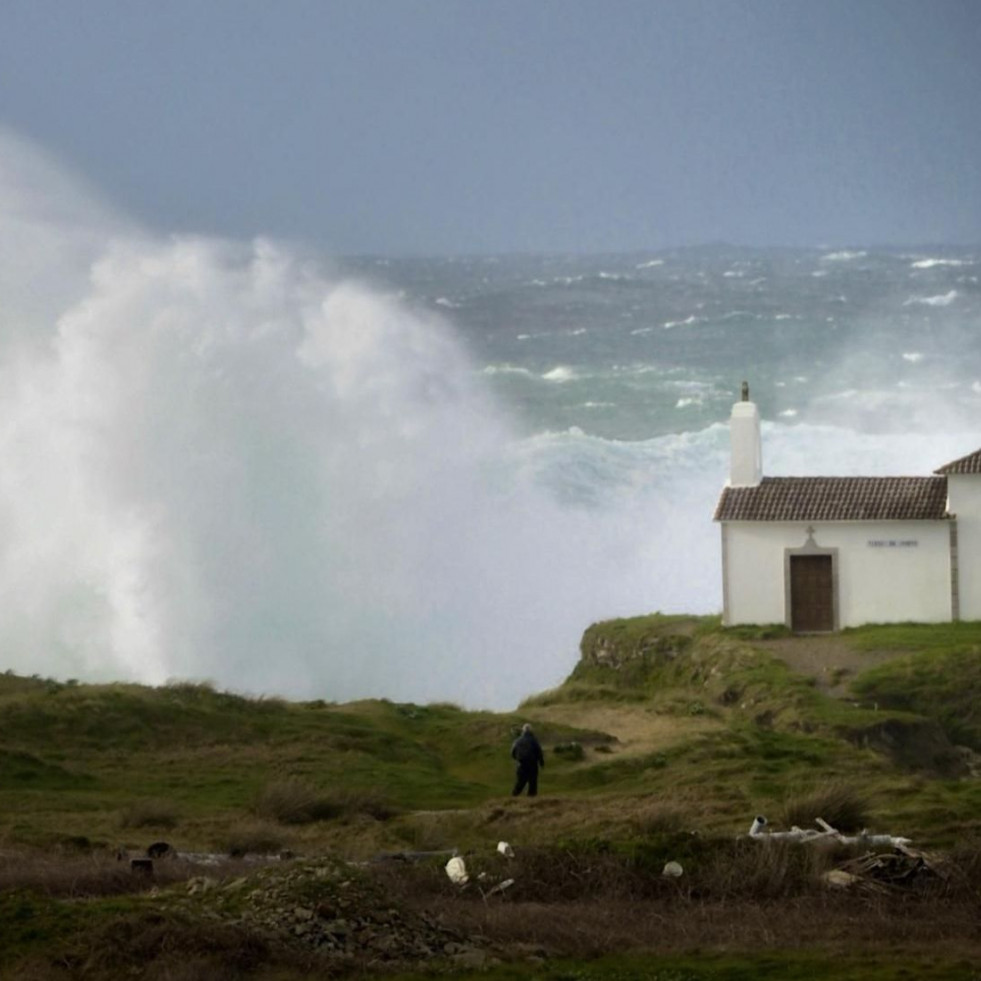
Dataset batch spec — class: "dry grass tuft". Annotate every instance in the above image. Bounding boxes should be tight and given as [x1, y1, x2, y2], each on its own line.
[0, 849, 195, 897]
[221, 821, 289, 857]
[119, 799, 181, 831]
[251, 779, 399, 826]
[628, 800, 691, 836]
[779, 781, 870, 832]
[251, 779, 342, 825]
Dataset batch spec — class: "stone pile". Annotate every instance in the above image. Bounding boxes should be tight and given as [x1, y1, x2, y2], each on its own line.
[175, 856, 493, 969]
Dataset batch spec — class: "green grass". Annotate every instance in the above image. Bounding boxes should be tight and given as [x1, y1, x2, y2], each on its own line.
[7, 614, 981, 977]
[2, 617, 981, 859]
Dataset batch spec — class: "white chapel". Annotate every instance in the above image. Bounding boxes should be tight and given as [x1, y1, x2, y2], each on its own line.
[714, 383, 981, 632]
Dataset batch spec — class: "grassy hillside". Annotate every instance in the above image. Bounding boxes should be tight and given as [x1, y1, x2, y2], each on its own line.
[4, 615, 981, 978]
[3, 616, 981, 853]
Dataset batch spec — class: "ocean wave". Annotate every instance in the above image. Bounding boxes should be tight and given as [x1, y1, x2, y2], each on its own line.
[903, 290, 958, 307]
[902, 352, 924, 363]
[542, 365, 577, 383]
[663, 315, 699, 329]
[820, 250, 867, 262]
[482, 363, 535, 378]
[910, 257, 970, 269]
[635, 259, 665, 269]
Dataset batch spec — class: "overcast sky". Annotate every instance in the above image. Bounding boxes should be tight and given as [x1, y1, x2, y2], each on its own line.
[1, 0, 978, 254]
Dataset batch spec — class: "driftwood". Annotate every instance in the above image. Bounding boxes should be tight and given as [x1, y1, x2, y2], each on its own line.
[748, 814, 942, 892]
[747, 814, 911, 848]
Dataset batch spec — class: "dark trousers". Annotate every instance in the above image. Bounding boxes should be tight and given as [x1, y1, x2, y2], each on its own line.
[512, 762, 539, 797]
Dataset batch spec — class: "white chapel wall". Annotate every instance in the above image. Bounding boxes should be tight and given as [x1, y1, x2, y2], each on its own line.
[723, 520, 952, 628]
[948, 475, 981, 620]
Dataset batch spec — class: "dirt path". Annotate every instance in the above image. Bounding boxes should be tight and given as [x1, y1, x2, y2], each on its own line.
[752, 635, 902, 697]
[530, 703, 722, 758]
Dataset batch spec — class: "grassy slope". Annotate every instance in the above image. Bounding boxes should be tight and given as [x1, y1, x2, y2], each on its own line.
[5, 617, 981, 978]
[3, 615, 981, 854]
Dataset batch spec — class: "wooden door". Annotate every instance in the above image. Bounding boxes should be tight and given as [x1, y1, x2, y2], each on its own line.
[790, 554, 834, 632]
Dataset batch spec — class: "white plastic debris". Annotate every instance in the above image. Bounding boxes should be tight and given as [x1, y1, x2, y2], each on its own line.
[445, 855, 469, 885]
[749, 815, 768, 837]
[484, 877, 515, 897]
[497, 841, 515, 858]
[662, 861, 684, 878]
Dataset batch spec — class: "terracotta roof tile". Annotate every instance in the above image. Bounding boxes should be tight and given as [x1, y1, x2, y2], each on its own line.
[714, 476, 949, 522]
[935, 448, 981, 475]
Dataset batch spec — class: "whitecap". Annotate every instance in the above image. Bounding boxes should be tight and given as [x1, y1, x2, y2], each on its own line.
[542, 365, 576, 383]
[820, 250, 867, 262]
[635, 259, 664, 269]
[434, 297, 460, 308]
[902, 352, 924, 363]
[662, 315, 699, 329]
[903, 291, 958, 307]
[482, 364, 534, 378]
[779, 409, 798, 418]
[910, 257, 969, 269]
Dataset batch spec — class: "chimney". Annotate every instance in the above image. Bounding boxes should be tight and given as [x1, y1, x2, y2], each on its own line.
[729, 381, 762, 486]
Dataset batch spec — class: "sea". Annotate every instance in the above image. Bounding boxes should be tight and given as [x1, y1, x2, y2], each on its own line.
[2, 166, 980, 710]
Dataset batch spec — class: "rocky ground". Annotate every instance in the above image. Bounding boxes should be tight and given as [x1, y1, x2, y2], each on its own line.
[159, 855, 498, 972]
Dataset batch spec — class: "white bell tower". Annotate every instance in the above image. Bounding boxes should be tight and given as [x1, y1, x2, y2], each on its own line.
[729, 381, 762, 487]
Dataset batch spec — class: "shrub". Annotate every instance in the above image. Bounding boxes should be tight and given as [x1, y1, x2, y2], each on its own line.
[251, 779, 342, 825]
[780, 781, 870, 833]
[222, 822, 287, 858]
[629, 800, 690, 836]
[120, 799, 181, 830]
[251, 780, 399, 825]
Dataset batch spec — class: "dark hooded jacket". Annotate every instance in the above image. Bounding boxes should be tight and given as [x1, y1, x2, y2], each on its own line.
[511, 730, 545, 768]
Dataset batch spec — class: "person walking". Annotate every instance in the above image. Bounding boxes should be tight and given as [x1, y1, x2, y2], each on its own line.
[510, 723, 545, 797]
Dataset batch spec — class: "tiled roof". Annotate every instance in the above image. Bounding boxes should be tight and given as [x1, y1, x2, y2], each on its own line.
[935, 448, 981, 475]
[714, 476, 949, 522]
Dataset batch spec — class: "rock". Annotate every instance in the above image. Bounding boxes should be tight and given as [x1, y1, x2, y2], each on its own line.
[451, 946, 489, 968]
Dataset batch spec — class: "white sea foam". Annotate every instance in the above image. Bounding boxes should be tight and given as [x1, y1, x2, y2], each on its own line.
[3, 128, 979, 711]
[434, 296, 460, 308]
[542, 365, 577, 383]
[903, 291, 958, 307]
[820, 250, 867, 262]
[902, 352, 924, 363]
[663, 315, 699, 329]
[482, 364, 535, 378]
[910, 257, 969, 269]
[635, 259, 664, 269]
